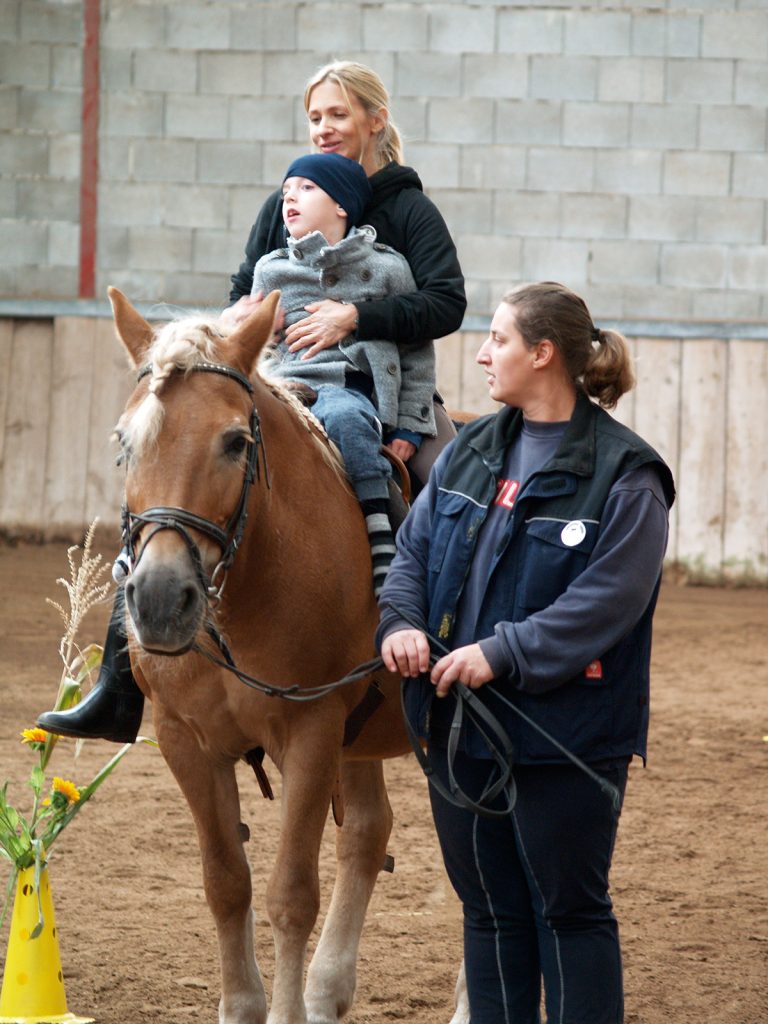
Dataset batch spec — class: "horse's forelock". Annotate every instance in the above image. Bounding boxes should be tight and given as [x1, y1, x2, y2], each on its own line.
[147, 316, 229, 393]
[126, 315, 232, 456]
[126, 391, 165, 457]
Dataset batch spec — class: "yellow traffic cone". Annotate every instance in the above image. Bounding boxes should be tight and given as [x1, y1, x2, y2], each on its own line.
[0, 864, 93, 1023]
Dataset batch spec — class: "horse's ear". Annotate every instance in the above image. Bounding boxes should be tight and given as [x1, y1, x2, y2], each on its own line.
[108, 286, 154, 368]
[224, 291, 282, 377]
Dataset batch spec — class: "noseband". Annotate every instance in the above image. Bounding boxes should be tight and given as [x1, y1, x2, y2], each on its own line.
[121, 361, 269, 604]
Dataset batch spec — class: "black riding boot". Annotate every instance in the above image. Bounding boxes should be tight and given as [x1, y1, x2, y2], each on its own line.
[37, 598, 144, 743]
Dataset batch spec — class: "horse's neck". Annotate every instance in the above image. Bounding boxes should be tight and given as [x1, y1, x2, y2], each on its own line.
[229, 391, 375, 624]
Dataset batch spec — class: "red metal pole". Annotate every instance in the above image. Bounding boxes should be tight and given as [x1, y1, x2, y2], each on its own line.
[78, 0, 100, 298]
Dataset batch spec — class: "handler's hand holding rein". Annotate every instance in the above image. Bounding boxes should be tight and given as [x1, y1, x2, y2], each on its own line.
[430, 643, 494, 697]
[382, 631, 494, 697]
[381, 628, 431, 679]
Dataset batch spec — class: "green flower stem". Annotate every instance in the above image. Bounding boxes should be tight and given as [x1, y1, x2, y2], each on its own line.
[0, 803, 27, 863]
[40, 740, 141, 852]
[29, 755, 44, 834]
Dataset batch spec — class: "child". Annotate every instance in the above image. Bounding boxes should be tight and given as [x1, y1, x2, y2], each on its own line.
[253, 152, 436, 595]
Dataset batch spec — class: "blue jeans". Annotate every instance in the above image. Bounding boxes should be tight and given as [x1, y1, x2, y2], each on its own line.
[311, 385, 391, 503]
[428, 746, 629, 1024]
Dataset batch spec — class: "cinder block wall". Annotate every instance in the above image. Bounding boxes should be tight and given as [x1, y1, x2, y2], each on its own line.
[1, 0, 767, 322]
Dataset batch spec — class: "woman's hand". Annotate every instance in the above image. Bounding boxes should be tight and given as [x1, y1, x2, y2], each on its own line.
[221, 291, 285, 337]
[431, 644, 494, 698]
[381, 628, 431, 678]
[285, 299, 358, 359]
[388, 439, 417, 463]
[220, 293, 264, 328]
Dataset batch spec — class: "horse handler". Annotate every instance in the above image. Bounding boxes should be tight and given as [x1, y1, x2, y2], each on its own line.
[377, 282, 675, 1024]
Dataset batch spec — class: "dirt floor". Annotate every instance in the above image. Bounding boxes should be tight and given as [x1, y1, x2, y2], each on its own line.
[0, 540, 766, 1024]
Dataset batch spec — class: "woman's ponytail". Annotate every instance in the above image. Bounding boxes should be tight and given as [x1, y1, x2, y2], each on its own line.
[582, 328, 635, 410]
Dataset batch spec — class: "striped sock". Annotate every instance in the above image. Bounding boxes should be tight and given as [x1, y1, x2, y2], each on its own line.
[365, 512, 396, 598]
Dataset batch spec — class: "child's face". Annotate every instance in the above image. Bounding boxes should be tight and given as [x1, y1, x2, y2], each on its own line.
[281, 177, 347, 241]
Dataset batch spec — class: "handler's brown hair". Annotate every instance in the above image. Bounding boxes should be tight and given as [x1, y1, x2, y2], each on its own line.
[502, 281, 635, 410]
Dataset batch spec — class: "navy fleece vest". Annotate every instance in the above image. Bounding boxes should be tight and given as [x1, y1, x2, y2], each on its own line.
[408, 392, 675, 764]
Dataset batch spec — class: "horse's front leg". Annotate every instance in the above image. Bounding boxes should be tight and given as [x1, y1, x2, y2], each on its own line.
[158, 719, 266, 1024]
[266, 726, 342, 1024]
[304, 759, 393, 1024]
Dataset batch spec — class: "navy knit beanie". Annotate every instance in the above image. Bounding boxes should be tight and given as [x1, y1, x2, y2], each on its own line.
[283, 153, 372, 227]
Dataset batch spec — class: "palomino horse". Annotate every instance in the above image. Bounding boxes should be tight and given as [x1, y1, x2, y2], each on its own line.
[106, 288, 469, 1024]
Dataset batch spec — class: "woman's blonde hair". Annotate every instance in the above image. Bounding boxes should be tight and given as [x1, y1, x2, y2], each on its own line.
[501, 282, 635, 410]
[303, 61, 404, 168]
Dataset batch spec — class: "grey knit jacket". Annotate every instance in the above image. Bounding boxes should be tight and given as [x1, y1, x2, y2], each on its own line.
[252, 227, 437, 437]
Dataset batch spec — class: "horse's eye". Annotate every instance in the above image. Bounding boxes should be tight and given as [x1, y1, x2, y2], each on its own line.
[224, 433, 249, 460]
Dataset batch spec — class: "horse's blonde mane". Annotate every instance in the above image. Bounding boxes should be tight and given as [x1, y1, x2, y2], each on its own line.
[150, 315, 228, 386]
[259, 375, 350, 484]
[120, 314, 349, 487]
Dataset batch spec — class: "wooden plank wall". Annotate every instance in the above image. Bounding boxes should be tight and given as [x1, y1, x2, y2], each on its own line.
[0, 317, 766, 583]
[0, 317, 131, 544]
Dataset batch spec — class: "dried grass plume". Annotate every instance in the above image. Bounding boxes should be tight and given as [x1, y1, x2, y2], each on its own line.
[46, 519, 111, 673]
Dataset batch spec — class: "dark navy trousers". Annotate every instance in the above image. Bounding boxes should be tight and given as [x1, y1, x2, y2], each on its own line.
[428, 746, 630, 1024]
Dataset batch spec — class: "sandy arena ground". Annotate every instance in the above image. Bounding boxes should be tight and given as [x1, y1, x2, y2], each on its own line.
[0, 540, 766, 1023]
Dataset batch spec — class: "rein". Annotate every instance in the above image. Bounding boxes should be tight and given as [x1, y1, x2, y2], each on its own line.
[195, 633, 385, 703]
[389, 606, 622, 817]
[122, 361, 269, 604]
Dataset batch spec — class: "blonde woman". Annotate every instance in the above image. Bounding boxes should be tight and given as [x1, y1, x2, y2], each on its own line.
[228, 60, 465, 472]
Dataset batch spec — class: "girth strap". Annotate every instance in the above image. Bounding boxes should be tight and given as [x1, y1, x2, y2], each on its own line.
[244, 747, 274, 800]
[342, 681, 385, 747]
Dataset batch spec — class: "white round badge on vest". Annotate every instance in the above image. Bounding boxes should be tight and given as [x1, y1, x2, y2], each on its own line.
[561, 520, 587, 547]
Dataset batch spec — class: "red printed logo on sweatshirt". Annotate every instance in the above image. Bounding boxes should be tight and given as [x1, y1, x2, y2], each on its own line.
[585, 660, 603, 680]
[495, 478, 520, 509]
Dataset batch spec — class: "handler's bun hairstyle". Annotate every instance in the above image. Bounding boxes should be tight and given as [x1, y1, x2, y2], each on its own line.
[502, 282, 635, 410]
[304, 60, 404, 168]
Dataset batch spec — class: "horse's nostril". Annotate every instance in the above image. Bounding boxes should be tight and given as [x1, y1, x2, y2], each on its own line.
[178, 585, 198, 618]
[124, 580, 137, 617]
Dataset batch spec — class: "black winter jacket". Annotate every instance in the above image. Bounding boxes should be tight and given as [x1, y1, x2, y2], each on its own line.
[229, 162, 466, 347]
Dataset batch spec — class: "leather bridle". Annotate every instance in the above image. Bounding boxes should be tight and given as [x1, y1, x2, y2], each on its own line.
[120, 361, 269, 605]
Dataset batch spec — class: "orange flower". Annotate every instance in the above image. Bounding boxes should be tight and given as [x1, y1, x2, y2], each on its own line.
[21, 727, 49, 745]
[52, 777, 80, 804]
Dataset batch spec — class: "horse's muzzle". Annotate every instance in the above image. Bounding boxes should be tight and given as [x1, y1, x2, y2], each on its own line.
[125, 560, 205, 654]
